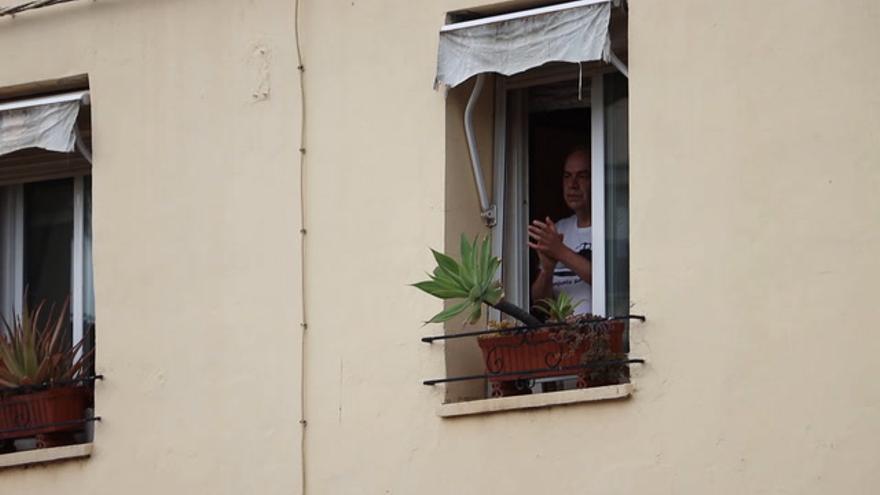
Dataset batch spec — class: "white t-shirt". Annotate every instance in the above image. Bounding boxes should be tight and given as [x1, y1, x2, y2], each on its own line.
[550, 215, 592, 314]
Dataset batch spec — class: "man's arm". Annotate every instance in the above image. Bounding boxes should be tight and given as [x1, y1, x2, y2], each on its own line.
[528, 217, 592, 284]
[553, 245, 592, 283]
[531, 252, 556, 303]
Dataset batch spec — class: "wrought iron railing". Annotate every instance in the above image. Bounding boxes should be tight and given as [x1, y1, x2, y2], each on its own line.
[0, 374, 103, 395]
[422, 315, 645, 395]
[0, 417, 100, 437]
[0, 375, 102, 445]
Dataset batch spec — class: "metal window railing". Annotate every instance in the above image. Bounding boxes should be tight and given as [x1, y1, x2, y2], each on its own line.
[0, 375, 102, 443]
[422, 316, 645, 394]
[0, 374, 103, 396]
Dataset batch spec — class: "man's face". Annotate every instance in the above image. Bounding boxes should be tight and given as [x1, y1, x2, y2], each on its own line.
[562, 150, 590, 212]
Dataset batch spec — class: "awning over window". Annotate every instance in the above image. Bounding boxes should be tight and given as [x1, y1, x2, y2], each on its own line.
[0, 91, 87, 157]
[435, 0, 612, 89]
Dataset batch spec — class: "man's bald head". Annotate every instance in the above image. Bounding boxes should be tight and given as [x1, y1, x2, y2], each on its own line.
[562, 147, 590, 215]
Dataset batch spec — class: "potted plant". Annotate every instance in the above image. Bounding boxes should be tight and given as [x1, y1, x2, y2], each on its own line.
[414, 235, 627, 397]
[0, 298, 94, 450]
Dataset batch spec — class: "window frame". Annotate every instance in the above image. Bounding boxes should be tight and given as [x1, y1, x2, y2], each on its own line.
[0, 87, 96, 454]
[0, 86, 93, 356]
[1, 175, 90, 355]
[491, 64, 620, 318]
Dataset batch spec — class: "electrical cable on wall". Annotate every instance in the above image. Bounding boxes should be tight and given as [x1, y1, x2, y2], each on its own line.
[0, 0, 82, 17]
[294, 0, 309, 494]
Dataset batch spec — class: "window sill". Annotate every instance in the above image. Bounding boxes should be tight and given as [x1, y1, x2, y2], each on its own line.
[438, 383, 633, 418]
[0, 443, 92, 470]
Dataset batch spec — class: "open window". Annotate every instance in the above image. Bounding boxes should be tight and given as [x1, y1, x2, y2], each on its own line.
[0, 86, 97, 453]
[497, 68, 629, 322]
[426, 1, 642, 407]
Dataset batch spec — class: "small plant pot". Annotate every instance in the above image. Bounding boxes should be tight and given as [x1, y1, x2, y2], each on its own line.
[477, 321, 627, 397]
[0, 385, 91, 444]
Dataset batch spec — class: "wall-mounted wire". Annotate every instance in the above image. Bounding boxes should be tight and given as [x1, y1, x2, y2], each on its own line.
[294, 0, 309, 494]
[0, 0, 82, 18]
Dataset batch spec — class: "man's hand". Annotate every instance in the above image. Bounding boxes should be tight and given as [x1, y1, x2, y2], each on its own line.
[528, 217, 566, 261]
[529, 216, 592, 286]
[529, 218, 559, 303]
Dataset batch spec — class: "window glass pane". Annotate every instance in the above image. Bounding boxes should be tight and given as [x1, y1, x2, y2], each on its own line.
[604, 72, 629, 318]
[23, 178, 73, 321]
[0, 186, 15, 321]
[502, 89, 529, 311]
[527, 81, 591, 314]
[83, 176, 94, 325]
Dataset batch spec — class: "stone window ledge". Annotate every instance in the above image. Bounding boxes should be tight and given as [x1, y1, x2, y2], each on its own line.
[0, 443, 92, 470]
[438, 383, 633, 418]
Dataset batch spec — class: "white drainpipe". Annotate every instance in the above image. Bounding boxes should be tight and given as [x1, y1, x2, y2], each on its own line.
[463, 73, 496, 227]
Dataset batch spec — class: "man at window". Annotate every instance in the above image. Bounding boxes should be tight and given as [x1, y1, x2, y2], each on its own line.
[528, 147, 593, 315]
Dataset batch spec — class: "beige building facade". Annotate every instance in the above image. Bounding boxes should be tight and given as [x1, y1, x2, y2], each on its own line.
[0, 0, 878, 494]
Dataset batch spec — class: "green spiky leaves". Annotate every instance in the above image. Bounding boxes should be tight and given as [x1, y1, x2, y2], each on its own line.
[535, 292, 582, 323]
[0, 297, 93, 389]
[413, 235, 503, 324]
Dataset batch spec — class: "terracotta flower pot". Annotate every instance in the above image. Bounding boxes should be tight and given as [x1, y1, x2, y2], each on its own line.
[477, 321, 627, 397]
[0, 385, 91, 442]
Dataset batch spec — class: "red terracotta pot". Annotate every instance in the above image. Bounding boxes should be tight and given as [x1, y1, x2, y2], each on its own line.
[0, 386, 90, 441]
[477, 321, 626, 397]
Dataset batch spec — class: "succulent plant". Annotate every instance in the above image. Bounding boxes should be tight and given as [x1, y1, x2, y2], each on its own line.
[535, 292, 582, 323]
[414, 235, 540, 327]
[0, 298, 93, 389]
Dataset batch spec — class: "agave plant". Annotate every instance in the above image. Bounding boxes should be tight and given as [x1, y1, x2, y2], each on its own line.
[0, 298, 93, 389]
[414, 235, 540, 327]
[535, 292, 582, 323]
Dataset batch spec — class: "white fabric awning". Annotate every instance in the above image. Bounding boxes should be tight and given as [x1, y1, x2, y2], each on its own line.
[435, 0, 612, 89]
[0, 90, 88, 157]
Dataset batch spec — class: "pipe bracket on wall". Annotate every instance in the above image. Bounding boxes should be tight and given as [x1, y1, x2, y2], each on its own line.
[481, 204, 497, 226]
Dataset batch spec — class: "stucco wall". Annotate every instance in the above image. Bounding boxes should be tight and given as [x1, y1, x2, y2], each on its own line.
[0, 0, 878, 494]
[302, 0, 880, 493]
[443, 76, 496, 402]
[627, 0, 880, 492]
[0, 0, 302, 493]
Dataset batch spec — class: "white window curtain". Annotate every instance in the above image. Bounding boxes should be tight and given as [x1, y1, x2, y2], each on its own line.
[435, 0, 612, 89]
